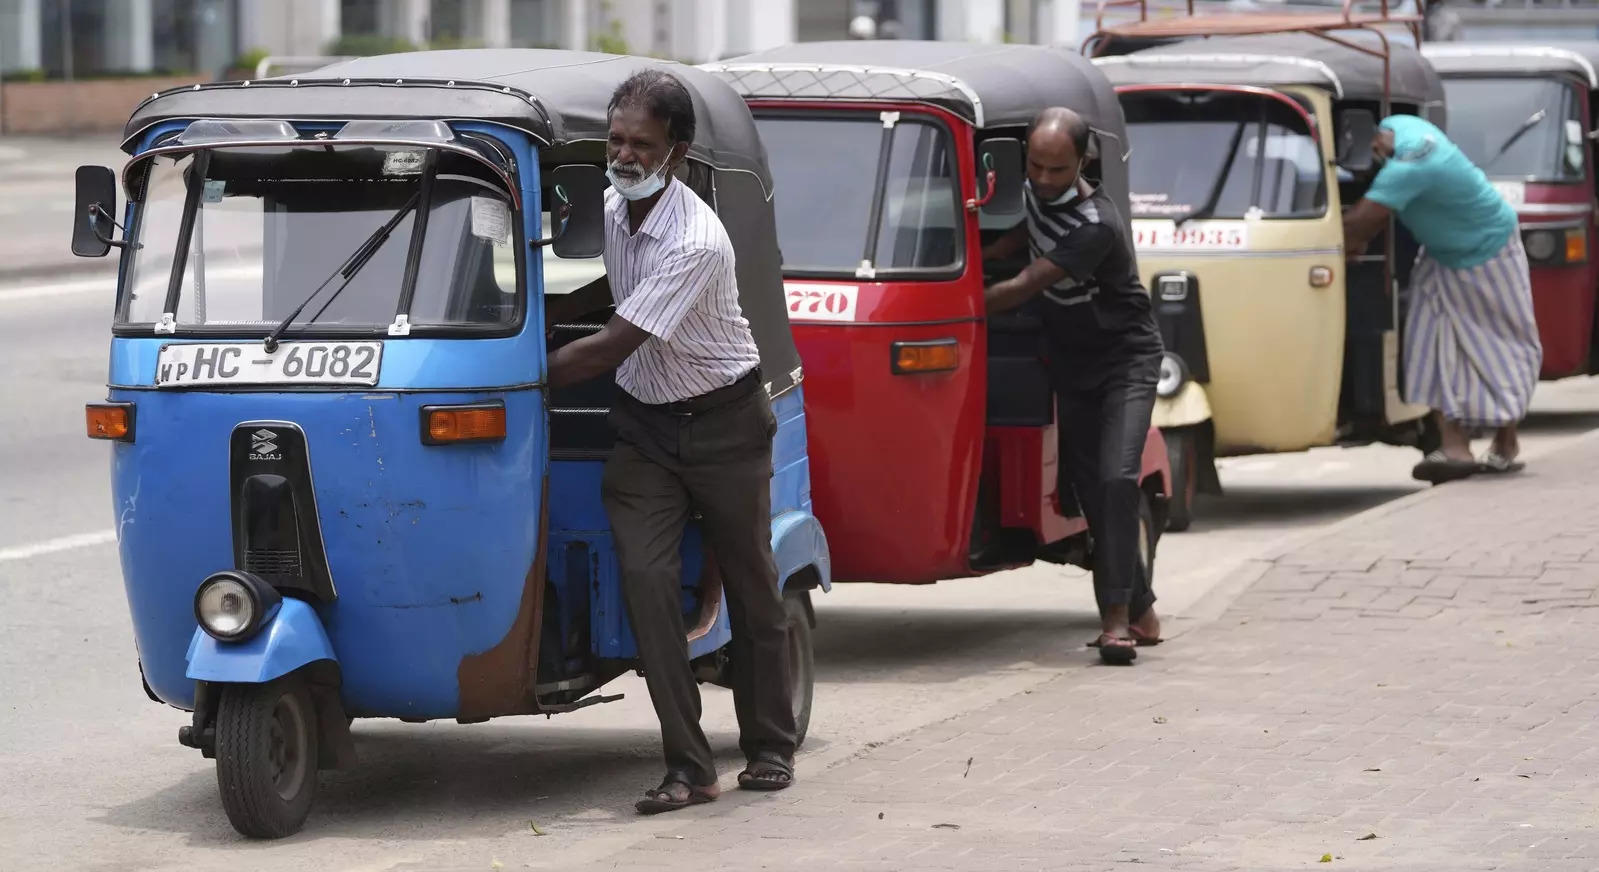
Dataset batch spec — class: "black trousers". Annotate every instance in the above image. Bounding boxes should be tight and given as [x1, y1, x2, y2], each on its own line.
[601, 374, 796, 786]
[1055, 353, 1160, 621]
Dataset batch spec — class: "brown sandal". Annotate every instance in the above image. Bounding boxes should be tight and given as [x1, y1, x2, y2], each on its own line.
[635, 771, 720, 815]
[1095, 633, 1137, 665]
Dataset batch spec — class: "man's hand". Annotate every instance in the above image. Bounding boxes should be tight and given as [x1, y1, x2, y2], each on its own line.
[1341, 198, 1391, 260]
[985, 256, 1068, 315]
[547, 315, 651, 388]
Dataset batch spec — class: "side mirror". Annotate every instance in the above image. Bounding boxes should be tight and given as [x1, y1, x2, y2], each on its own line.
[1335, 109, 1378, 174]
[547, 164, 607, 259]
[972, 138, 1024, 214]
[72, 165, 121, 258]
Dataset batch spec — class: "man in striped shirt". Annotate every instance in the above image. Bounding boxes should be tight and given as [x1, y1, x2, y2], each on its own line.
[547, 70, 797, 813]
[983, 107, 1165, 665]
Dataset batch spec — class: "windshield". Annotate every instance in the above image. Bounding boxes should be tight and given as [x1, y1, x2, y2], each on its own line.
[1442, 77, 1584, 182]
[1123, 91, 1326, 220]
[755, 114, 960, 276]
[119, 144, 520, 333]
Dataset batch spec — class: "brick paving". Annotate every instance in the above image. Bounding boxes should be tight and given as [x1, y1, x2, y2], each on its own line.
[579, 432, 1599, 871]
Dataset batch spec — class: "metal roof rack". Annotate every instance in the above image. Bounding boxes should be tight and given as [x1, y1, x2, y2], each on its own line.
[1085, 0, 1423, 109]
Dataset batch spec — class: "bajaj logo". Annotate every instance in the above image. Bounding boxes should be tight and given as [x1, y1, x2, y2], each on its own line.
[250, 429, 281, 461]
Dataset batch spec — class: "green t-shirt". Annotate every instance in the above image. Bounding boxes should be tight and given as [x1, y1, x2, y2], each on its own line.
[1365, 115, 1517, 269]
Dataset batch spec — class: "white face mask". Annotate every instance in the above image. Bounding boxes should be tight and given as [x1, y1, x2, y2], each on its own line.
[606, 156, 670, 201]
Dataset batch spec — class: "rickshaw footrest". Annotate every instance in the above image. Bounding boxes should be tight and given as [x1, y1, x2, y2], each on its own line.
[539, 693, 624, 714]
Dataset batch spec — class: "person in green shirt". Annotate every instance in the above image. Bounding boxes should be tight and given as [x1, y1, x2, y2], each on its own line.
[1343, 115, 1543, 483]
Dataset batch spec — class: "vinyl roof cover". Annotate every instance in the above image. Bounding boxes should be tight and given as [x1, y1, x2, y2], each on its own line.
[1422, 42, 1599, 88]
[1095, 32, 1441, 106]
[706, 41, 1126, 133]
[121, 49, 771, 185]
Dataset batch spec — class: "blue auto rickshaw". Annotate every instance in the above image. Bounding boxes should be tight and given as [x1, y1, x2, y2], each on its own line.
[73, 50, 830, 839]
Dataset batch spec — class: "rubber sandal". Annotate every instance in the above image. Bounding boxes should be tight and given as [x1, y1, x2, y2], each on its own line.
[737, 751, 794, 792]
[1412, 450, 1477, 484]
[1477, 451, 1525, 475]
[1096, 634, 1137, 665]
[635, 772, 720, 815]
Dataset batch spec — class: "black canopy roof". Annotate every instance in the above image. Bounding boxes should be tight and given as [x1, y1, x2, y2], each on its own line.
[122, 49, 770, 188]
[1094, 32, 1442, 108]
[1422, 43, 1599, 88]
[705, 41, 1126, 136]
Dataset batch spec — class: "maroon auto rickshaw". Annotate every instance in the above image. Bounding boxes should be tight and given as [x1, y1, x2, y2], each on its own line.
[1424, 43, 1599, 380]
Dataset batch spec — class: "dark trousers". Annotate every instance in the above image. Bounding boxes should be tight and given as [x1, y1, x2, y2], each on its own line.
[601, 374, 796, 786]
[1055, 354, 1160, 621]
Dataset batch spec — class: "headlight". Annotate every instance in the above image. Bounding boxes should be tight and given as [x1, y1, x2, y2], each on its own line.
[1156, 352, 1188, 398]
[1524, 229, 1560, 263]
[194, 571, 279, 641]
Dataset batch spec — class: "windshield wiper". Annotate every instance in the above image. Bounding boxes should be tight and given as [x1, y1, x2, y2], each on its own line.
[261, 190, 422, 353]
[1486, 109, 1548, 169]
[1175, 121, 1249, 228]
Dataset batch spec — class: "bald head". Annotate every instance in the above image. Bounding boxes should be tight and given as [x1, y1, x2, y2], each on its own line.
[1025, 107, 1091, 201]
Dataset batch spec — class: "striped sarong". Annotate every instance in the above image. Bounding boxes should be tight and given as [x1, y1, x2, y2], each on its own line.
[1404, 233, 1543, 428]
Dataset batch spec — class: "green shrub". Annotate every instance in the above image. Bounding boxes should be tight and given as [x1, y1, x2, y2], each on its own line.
[325, 34, 419, 56]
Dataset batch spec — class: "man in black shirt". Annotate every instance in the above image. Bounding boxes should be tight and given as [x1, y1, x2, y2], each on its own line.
[984, 107, 1164, 665]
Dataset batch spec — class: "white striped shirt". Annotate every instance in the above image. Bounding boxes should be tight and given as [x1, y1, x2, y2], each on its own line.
[604, 178, 760, 404]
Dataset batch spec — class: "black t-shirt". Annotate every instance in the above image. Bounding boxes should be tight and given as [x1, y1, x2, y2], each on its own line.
[1020, 182, 1162, 390]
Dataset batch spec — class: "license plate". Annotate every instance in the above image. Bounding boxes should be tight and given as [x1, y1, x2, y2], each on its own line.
[155, 342, 383, 388]
[1131, 219, 1249, 251]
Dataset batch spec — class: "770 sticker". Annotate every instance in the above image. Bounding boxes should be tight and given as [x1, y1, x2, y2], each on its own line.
[784, 283, 858, 322]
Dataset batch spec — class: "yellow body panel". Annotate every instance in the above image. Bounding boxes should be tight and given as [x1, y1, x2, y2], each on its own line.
[1133, 87, 1350, 456]
[1153, 380, 1212, 429]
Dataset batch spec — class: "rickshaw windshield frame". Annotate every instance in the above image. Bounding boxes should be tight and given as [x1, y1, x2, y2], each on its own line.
[752, 105, 968, 283]
[1440, 73, 1588, 185]
[113, 136, 527, 340]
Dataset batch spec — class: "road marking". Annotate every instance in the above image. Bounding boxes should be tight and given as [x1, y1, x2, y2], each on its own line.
[0, 529, 117, 563]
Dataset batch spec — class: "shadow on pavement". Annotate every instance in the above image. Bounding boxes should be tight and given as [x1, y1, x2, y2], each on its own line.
[94, 720, 785, 846]
[814, 605, 1099, 679]
[1189, 485, 1420, 529]
[1521, 408, 1599, 436]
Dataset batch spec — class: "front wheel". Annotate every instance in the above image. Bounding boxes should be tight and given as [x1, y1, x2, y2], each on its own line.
[784, 589, 815, 749]
[1163, 427, 1199, 532]
[214, 673, 320, 839]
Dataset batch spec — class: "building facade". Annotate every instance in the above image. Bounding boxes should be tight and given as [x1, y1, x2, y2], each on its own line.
[0, 0, 1096, 80]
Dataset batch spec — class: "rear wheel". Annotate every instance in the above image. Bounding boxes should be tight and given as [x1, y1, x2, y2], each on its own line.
[784, 588, 815, 749]
[1138, 488, 1158, 588]
[214, 673, 319, 839]
[1163, 427, 1199, 532]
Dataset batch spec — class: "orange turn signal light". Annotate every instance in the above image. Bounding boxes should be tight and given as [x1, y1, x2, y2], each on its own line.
[891, 338, 960, 374]
[421, 402, 506, 445]
[1567, 228, 1588, 264]
[85, 403, 134, 441]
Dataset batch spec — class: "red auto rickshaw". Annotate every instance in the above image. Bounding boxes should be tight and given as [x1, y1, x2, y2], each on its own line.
[1424, 43, 1599, 380]
[704, 42, 1170, 584]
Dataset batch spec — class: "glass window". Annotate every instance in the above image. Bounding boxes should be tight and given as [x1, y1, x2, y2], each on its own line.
[756, 114, 960, 275]
[1442, 77, 1584, 182]
[1124, 92, 1327, 220]
[120, 144, 520, 334]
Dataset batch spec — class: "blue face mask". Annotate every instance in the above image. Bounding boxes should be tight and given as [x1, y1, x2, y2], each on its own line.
[606, 157, 669, 201]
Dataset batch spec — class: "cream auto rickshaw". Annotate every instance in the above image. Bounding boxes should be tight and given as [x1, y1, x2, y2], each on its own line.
[1091, 27, 1443, 529]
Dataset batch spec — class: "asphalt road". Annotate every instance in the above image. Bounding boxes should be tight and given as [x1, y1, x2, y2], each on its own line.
[4, 268, 1599, 869]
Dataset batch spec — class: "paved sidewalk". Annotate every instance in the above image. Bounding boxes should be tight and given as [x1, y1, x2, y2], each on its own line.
[568, 432, 1599, 871]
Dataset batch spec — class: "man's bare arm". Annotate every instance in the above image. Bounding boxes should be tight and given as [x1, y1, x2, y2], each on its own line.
[1342, 198, 1391, 259]
[547, 315, 651, 388]
[984, 256, 1068, 315]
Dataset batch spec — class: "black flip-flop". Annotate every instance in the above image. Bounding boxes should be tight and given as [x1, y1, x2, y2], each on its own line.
[737, 751, 794, 792]
[1095, 635, 1137, 665]
[1086, 631, 1162, 648]
[635, 772, 719, 815]
[1412, 450, 1477, 485]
